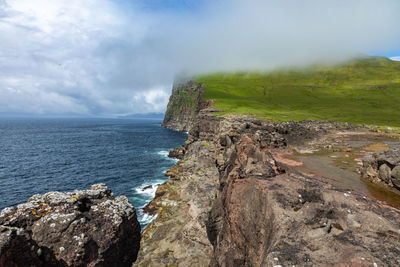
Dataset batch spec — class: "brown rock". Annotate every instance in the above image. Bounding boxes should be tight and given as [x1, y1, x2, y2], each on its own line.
[391, 166, 400, 188]
[379, 164, 392, 184]
[168, 147, 185, 159]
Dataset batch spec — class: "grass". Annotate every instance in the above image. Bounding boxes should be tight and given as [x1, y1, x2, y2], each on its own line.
[196, 57, 400, 128]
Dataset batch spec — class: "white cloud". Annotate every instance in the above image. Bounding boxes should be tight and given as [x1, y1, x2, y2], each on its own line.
[0, 0, 166, 116]
[390, 56, 400, 61]
[133, 88, 170, 113]
[0, 0, 399, 116]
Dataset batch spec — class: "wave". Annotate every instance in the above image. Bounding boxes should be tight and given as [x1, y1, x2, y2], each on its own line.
[156, 150, 179, 162]
[135, 183, 158, 198]
[132, 149, 180, 229]
[156, 150, 169, 158]
[131, 181, 165, 229]
[140, 212, 158, 226]
[136, 207, 158, 228]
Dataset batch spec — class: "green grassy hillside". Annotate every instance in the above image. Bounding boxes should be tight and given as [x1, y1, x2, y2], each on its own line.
[196, 57, 400, 127]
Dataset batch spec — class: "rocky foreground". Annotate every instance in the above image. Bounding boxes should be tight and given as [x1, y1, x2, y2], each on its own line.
[0, 184, 141, 267]
[135, 81, 400, 266]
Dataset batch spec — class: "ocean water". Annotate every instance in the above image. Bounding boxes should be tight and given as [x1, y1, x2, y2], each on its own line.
[0, 118, 186, 229]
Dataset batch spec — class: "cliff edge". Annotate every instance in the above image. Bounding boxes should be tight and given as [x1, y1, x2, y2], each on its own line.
[136, 80, 400, 266]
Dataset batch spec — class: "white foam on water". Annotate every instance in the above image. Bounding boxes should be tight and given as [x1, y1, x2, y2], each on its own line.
[141, 213, 158, 225]
[157, 150, 169, 158]
[133, 149, 181, 228]
[156, 150, 179, 162]
[135, 184, 158, 198]
[137, 208, 158, 227]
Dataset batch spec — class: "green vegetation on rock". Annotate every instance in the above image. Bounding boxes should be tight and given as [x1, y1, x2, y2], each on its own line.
[196, 57, 400, 127]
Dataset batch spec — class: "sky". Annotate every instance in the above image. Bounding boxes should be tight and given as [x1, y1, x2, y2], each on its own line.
[0, 0, 399, 117]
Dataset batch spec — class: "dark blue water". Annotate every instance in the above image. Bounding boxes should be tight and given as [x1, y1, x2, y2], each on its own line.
[0, 118, 186, 228]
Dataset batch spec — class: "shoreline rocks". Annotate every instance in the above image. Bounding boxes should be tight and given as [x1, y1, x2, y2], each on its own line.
[0, 184, 141, 267]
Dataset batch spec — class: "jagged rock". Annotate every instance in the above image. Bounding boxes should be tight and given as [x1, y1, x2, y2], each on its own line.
[0, 184, 141, 267]
[208, 130, 400, 266]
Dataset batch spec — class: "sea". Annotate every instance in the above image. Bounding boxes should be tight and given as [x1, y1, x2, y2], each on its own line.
[0, 117, 187, 229]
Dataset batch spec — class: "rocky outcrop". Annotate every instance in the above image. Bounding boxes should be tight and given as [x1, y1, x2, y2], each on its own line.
[162, 80, 212, 132]
[0, 184, 141, 267]
[208, 121, 400, 266]
[362, 149, 400, 189]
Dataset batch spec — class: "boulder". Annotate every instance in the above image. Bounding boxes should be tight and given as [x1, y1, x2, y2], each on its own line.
[377, 149, 400, 167]
[391, 166, 400, 189]
[378, 164, 391, 184]
[0, 184, 141, 267]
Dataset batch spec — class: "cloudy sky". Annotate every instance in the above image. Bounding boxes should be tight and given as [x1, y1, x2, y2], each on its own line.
[0, 0, 399, 117]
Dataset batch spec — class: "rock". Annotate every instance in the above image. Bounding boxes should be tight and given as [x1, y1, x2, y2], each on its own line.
[0, 184, 141, 267]
[378, 164, 391, 184]
[365, 166, 378, 178]
[142, 185, 153, 191]
[391, 166, 400, 188]
[362, 149, 400, 190]
[168, 147, 185, 159]
[377, 149, 400, 166]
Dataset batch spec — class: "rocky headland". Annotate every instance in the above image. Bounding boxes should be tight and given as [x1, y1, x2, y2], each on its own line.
[0, 184, 141, 267]
[136, 81, 400, 266]
[2, 80, 400, 267]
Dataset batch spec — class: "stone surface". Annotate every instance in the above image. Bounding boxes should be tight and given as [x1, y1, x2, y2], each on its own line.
[391, 166, 400, 188]
[379, 164, 392, 184]
[0, 184, 141, 267]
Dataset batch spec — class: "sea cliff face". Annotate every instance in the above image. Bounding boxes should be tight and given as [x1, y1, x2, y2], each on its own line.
[162, 80, 212, 132]
[136, 80, 400, 266]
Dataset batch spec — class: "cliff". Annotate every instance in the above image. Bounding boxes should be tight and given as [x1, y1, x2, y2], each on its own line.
[162, 80, 212, 132]
[136, 80, 400, 266]
[0, 184, 141, 267]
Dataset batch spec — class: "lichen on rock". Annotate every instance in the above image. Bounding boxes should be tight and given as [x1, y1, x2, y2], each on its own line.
[0, 184, 141, 267]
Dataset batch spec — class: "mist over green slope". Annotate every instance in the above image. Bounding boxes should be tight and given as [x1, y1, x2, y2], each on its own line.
[196, 57, 400, 127]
